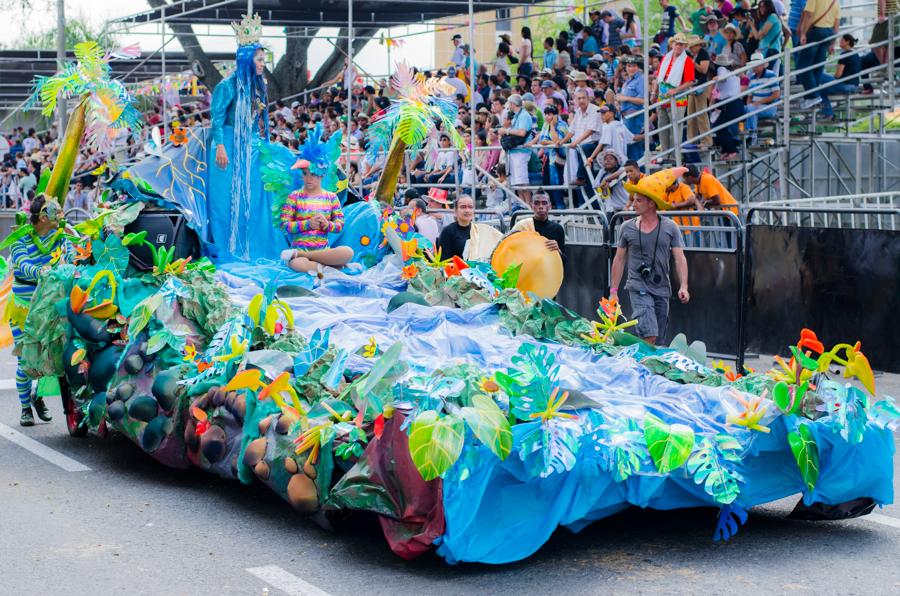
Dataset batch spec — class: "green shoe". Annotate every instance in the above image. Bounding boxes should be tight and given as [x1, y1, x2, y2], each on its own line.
[32, 397, 52, 422]
[20, 407, 35, 427]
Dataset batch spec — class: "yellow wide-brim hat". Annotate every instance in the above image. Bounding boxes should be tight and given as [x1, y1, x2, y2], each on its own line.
[623, 167, 687, 211]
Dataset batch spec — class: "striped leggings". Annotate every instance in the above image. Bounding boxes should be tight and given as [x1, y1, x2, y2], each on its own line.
[10, 321, 32, 407]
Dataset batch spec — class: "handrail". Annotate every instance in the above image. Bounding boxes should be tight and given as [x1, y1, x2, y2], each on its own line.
[759, 191, 900, 207]
[642, 15, 899, 164]
[745, 205, 900, 230]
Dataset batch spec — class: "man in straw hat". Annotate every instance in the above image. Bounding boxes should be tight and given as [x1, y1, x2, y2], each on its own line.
[611, 168, 691, 345]
[653, 32, 696, 155]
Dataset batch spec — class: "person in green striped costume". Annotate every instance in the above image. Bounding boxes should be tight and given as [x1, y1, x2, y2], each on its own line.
[6, 195, 71, 426]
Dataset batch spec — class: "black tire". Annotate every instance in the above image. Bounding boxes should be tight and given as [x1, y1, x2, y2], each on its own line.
[60, 376, 88, 438]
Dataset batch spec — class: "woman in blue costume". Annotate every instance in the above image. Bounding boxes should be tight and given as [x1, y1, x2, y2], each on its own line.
[207, 13, 287, 261]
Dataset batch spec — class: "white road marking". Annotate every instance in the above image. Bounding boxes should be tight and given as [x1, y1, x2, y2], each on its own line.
[0, 423, 91, 472]
[0, 379, 16, 390]
[246, 565, 333, 596]
[865, 513, 900, 530]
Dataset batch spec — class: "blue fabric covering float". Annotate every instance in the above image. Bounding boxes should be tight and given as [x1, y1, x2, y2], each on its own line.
[210, 266, 895, 565]
[111, 127, 212, 245]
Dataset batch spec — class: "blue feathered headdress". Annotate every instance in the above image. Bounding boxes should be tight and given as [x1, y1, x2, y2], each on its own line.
[295, 123, 343, 183]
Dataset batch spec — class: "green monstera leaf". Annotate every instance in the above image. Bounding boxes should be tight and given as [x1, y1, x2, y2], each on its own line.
[460, 394, 513, 460]
[93, 234, 131, 277]
[686, 434, 744, 504]
[409, 410, 465, 481]
[787, 423, 819, 492]
[644, 413, 695, 474]
[495, 343, 560, 421]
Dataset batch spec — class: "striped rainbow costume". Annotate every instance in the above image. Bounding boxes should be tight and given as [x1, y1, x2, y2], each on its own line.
[8, 230, 69, 407]
[280, 190, 344, 250]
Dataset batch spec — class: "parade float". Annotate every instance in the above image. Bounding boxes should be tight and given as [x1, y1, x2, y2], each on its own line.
[3, 20, 896, 565]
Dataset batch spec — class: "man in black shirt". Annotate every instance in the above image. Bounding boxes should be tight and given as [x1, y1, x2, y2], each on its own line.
[512, 191, 566, 257]
[687, 35, 713, 148]
[436, 194, 475, 259]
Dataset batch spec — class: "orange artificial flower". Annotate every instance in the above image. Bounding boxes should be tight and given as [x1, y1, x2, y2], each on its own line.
[168, 126, 188, 146]
[797, 328, 825, 354]
[73, 241, 92, 264]
[401, 264, 419, 280]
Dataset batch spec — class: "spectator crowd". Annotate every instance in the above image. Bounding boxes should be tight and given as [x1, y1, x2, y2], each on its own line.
[2, 0, 893, 230]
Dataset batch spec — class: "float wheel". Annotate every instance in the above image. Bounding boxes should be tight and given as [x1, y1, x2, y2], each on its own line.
[60, 377, 88, 438]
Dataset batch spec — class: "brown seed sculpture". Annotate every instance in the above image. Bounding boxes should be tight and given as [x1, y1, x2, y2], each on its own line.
[286, 473, 319, 513]
[243, 437, 267, 467]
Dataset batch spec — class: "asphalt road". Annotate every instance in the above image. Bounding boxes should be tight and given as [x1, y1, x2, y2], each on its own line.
[1, 351, 899, 596]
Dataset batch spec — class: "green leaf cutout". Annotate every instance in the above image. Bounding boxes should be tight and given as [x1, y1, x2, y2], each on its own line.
[789, 346, 819, 371]
[460, 394, 513, 460]
[408, 410, 465, 481]
[772, 380, 807, 415]
[686, 434, 744, 504]
[787, 424, 819, 492]
[127, 293, 163, 338]
[644, 413, 695, 474]
[358, 341, 403, 398]
[93, 235, 130, 277]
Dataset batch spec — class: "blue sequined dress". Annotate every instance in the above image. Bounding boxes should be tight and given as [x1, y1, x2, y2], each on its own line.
[208, 75, 287, 261]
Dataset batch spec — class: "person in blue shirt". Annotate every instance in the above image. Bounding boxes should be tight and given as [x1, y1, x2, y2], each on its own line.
[702, 14, 728, 55]
[498, 94, 534, 205]
[578, 28, 599, 68]
[748, 0, 784, 73]
[820, 34, 862, 95]
[529, 104, 569, 208]
[744, 52, 781, 145]
[616, 56, 646, 161]
[542, 37, 558, 71]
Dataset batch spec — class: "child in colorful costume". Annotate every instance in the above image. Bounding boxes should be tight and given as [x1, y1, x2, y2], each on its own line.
[5, 195, 72, 426]
[280, 124, 354, 273]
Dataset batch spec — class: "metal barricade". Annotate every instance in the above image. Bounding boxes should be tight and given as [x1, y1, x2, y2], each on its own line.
[426, 208, 506, 234]
[743, 205, 900, 373]
[509, 209, 608, 246]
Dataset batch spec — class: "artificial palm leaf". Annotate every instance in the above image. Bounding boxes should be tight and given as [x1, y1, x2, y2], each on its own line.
[371, 60, 465, 202]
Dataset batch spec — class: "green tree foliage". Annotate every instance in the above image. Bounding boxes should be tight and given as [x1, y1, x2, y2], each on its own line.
[19, 16, 116, 49]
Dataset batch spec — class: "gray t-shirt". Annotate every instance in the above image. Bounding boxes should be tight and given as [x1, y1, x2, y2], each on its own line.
[617, 216, 684, 297]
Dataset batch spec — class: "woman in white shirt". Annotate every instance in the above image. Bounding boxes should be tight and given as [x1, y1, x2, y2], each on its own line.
[493, 42, 512, 75]
[620, 7, 642, 48]
[517, 27, 535, 77]
[554, 39, 572, 72]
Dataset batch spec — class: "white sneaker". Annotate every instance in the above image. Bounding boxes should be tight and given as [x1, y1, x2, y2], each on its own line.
[800, 97, 822, 109]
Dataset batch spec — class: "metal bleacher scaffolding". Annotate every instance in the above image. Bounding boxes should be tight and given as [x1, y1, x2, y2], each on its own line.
[354, 8, 900, 211]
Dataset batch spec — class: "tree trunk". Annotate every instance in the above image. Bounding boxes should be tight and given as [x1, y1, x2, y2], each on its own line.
[373, 136, 407, 204]
[308, 27, 378, 90]
[146, 0, 223, 90]
[45, 96, 88, 202]
[269, 26, 316, 100]
[142, 2, 374, 99]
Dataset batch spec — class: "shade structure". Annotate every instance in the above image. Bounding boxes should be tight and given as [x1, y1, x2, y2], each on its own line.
[111, 0, 545, 28]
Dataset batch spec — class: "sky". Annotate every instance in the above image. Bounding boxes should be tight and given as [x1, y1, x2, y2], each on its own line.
[1, 0, 437, 79]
